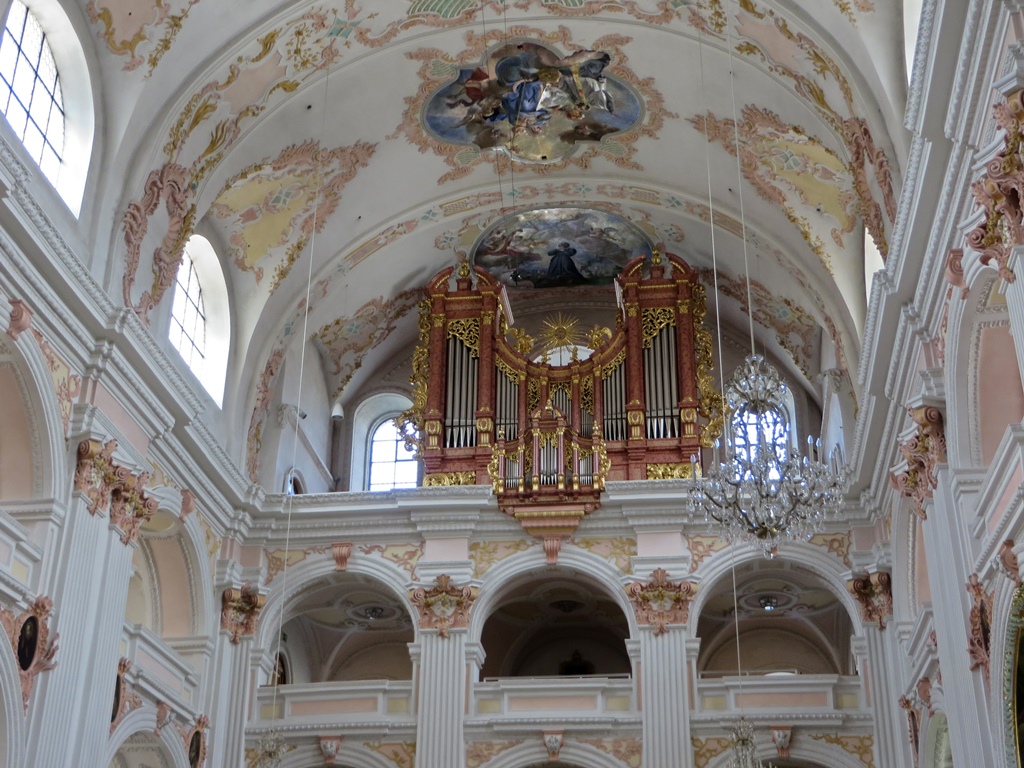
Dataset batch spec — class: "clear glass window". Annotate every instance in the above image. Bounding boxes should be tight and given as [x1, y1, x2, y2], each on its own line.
[731, 404, 789, 466]
[0, 1, 64, 183]
[368, 420, 418, 491]
[169, 246, 207, 375]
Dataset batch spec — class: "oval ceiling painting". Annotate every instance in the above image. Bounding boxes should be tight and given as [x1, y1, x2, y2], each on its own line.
[472, 207, 653, 289]
[424, 41, 642, 164]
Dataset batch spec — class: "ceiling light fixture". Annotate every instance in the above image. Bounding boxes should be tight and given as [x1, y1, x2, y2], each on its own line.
[726, 718, 777, 768]
[758, 595, 778, 612]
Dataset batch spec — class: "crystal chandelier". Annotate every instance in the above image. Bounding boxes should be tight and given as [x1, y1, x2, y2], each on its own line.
[726, 718, 776, 768]
[250, 730, 288, 768]
[690, 354, 848, 556]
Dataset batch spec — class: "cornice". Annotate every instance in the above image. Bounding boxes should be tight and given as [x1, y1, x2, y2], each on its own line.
[905, 0, 939, 131]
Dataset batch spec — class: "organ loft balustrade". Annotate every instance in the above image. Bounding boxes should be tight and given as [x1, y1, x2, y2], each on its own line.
[397, 251, 724, 557]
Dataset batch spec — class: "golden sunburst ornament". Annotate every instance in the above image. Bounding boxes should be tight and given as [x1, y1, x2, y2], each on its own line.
[539, 312, 585, 353]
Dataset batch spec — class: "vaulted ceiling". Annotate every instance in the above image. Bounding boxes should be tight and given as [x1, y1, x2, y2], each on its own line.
[83, 0, 908, 450]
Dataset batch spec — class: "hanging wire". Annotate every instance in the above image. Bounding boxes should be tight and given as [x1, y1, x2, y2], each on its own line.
[725, 0, 756, 359]
[267, 16, 337, 743]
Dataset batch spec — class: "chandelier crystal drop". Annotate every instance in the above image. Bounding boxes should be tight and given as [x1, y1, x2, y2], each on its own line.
[690, 354, 849, 556]
[726, 718, 776, 768]
[251, 730, 288, 768]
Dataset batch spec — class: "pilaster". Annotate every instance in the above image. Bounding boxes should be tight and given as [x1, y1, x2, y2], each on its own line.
[415, 629, 468, 768]
[920, 467, 995, 767]
[638, 626, 691, 767]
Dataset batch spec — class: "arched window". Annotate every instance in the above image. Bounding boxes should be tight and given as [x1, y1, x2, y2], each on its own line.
[368, 419, 418, 492]
[167, 235, 230, 406]
[169, 247, 206, 371]
[730, 403, 790, 466]
[0, 1, 63, 182]
[0, 0, 91, 213]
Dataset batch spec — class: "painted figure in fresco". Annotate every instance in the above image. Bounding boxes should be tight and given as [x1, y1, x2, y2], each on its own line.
[425, 41, 641, 164]
[547, 241, 585, 284]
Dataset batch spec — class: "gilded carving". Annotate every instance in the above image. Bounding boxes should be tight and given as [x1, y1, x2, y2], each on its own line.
[967, 572, 994, 675]
[628, 568, 696, 635]
[410, 574, 476, 638]
[396, 299, 431, 455]
[807, 532, 853, 567]
[692, 283, 725, 446]
[691, 736, 731, 768]
[221, 582, 265, 644]
[847, 572, 892, 630]
[424, 471, 476, 486]
[447, 318, 481, 357]
[646, 462, 697, 480]
[641, 307, 675, 348]
[889, 406, 946, 519]
[0, 596, 58, 711]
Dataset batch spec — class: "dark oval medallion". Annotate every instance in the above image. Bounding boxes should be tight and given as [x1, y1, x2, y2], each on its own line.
[188, 731, 202, 768]
[111, 675, 121, 723]
[17, 616, 38, 671]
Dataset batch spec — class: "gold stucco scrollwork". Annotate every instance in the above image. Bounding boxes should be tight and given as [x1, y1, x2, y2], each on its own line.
[628, 568, 696, 635]
[424, 471, 476, 487]
[448, 318, 481, 357]
[396, 299, 431, 454]
[602, 348, 627, 379]
[691, 284, 725, 446]
[641, 307, 676, 348]
[646, 462, 699, 479]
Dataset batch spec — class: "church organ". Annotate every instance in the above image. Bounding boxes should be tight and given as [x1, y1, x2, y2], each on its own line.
[398, 252, 724, 508]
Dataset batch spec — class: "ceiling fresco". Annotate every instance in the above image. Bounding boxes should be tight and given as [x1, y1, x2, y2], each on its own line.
[421, 40, 642, 164]
[472, 206, 652, 289]
[391, 26, 672, 183]
[206, 139, 376, 292]
[90, 0, 905, 482]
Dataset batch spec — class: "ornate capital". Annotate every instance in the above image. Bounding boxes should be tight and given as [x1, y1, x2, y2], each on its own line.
[628, 568, 696, 635]
[966, 573, 994, 674]
[965, 89, 1024, 284]
[847, 572, 893, 629]
[0, 596, 58, 711]
[410, 574, 476, 638]
[221, 582, 265, 644]
[75, 439, 158, 544]
[889, 406, 946, 519]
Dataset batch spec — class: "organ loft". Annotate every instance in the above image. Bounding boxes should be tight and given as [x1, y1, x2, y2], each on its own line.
[398, 250, 724, 559]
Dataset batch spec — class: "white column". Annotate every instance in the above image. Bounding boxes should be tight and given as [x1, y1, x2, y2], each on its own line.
[415, 630, 468, 768]
[639, 626, 691, 768]
[1001, 250, 1024, 387]
[25, 498, 135, 765]
[920, 467, 995, 767]
[861, 625, 912, 768]
[205, 633, 254, 766]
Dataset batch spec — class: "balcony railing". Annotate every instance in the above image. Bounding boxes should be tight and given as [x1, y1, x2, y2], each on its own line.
[471, 675, 636, 721]
[253, 680, 415, 725]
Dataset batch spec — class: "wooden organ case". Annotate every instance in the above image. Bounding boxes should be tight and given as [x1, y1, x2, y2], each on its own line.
[399, 252, 723, 560]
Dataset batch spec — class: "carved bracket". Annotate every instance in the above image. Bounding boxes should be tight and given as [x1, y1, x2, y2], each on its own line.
[221, 582, 265, 644]
[0, 595, 58, 711]
[770, 726, 793, 759]
[889, 407, 946, 519]
[966, 573, 993, 675]
[332, 542, 352, 571]
[319, 735, 343, 765]
[999, 539, 1021, 583]
[847, 572, 893, 629]
[410, 574, 476, 638]
[543, 730, 564, 761]
[75, 439, 159, 544]
[6, 299, 32, 340]
[627, 568, 697, 635]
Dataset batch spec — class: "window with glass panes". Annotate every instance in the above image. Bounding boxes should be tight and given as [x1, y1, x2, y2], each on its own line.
[0, 1, 63, 183]
[368, 420, 418, 491]
[169, 248, 207, 374]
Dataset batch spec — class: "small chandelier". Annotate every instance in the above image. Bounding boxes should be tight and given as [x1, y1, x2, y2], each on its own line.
[727, 718, 776, 768]
[250, 730, 288, 768]
[690, 354, 848, 556]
